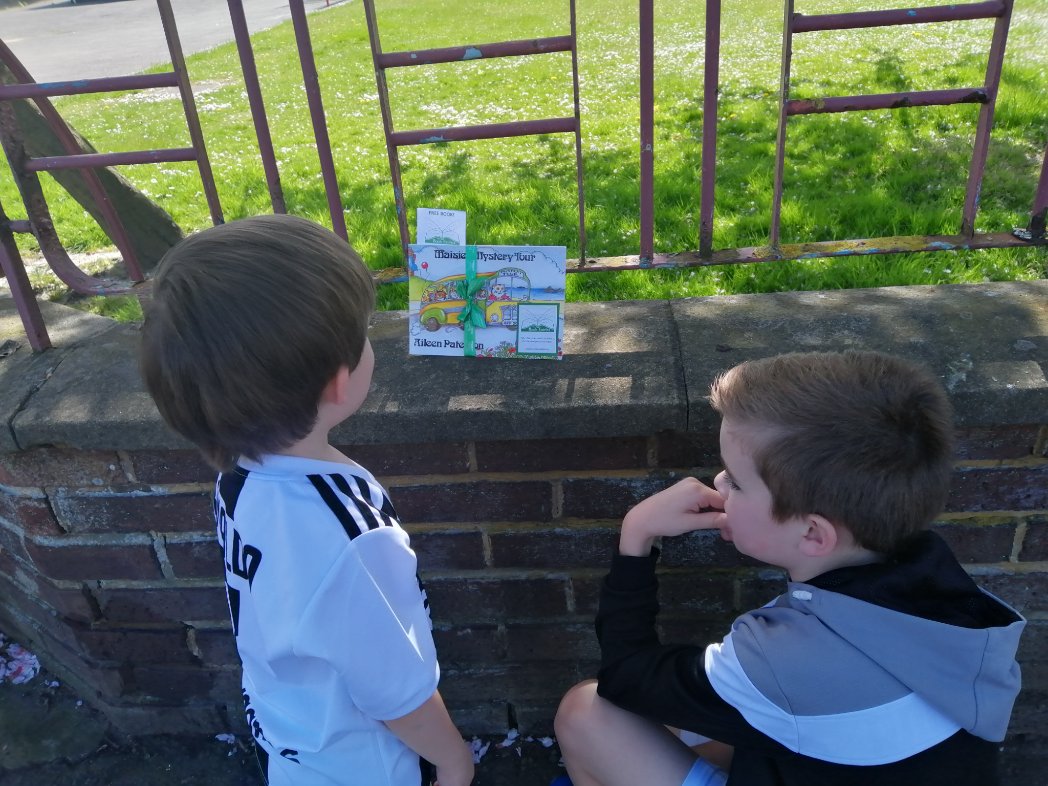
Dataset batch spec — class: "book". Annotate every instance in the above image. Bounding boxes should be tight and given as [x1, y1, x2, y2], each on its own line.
[416, 207, 466, 245]
[407, 244, 566, 360]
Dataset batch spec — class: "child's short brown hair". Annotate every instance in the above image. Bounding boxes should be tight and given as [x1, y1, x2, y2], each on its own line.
[140, 214, 375, 471]
[709, 350, 954, 553]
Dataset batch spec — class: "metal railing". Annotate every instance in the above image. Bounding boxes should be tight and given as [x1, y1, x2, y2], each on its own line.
[3, 0, 1045, 352]
[631, 0, 1046, 274]
[0, 0, 222, 351]
[361, 0, 586, 266]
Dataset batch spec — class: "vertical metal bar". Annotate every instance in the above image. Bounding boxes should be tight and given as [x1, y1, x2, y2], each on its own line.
[156, 0, 224, 225]
[699, 0, 722, 258]
[288, 0, 347, 240]
[961, 0, 1013, 236]
[226, 0, 287, 214]
[770, 0, 795, 248]
[0, 40, 143, 281]
[362, 0, 409, 261]
[1027, 141, 1048, 238]
[569, 0, 586, 264]
[638, 0, 654, 265]
[0, 199, 50, 351]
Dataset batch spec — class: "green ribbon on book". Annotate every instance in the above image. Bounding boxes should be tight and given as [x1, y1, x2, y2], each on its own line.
[455, 245, 485, 357]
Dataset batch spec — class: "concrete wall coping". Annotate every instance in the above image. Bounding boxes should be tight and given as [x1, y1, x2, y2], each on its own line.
[2, 280, 1046, 453]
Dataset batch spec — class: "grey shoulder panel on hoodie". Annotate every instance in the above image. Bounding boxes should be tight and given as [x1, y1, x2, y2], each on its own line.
[705, 584, 1023, 765]
[786, 584, 1024, 741]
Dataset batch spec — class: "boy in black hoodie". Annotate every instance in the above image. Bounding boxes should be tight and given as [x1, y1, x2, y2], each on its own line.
[555, 350, 1024, 786]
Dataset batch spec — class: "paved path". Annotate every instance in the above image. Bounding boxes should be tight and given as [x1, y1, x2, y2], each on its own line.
[0, 0, 349, 83]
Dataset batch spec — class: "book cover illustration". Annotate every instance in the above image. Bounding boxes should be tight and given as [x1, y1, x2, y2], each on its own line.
[407, 244, 566, 360]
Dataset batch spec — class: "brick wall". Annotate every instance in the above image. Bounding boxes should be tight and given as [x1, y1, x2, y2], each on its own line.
[1, 283, 1046, 780]
[1, 426, 1045, 744]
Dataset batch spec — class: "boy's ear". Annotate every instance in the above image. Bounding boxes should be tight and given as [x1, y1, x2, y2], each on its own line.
[320, 365, 353, 406]
[798, 514, 839, 557]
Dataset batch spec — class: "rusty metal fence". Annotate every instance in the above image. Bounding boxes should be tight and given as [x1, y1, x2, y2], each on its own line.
[633, 0, 1046, 273]
[0, 0, 222, 350]
[1, 0, 1045, 352]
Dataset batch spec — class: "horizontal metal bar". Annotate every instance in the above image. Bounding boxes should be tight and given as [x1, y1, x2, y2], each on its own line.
[4, 219, 32, 233]
[0, 72, 179, 101]
[793, 1, 1005, 33]
[26, 148, 198, 171]
[787, 88, 986, 115]
[371, 232, 1042, 283]
[571, 232, 1040, 273]
[379, 36, 573, 68]
[391, 117, 577, 146]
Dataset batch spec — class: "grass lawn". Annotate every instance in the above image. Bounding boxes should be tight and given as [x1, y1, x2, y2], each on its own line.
[2, 0, 1046, 315]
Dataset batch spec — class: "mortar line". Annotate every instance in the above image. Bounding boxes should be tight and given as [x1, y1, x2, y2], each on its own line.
[1010, 519, 1028, 562]
[5, 348, 77, 451]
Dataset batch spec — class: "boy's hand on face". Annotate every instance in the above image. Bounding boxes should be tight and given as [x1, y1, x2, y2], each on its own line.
[619, 477, 726, 557]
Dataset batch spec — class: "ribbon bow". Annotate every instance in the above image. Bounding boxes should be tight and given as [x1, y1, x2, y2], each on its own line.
[455, 245, 485, 356]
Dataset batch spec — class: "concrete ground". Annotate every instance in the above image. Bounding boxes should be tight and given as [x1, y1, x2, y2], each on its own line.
[0, 0, 350, 83]
[0, 643, 567, 786]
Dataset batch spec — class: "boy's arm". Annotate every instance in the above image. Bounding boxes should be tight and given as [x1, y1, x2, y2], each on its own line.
[385, 690, 474, 786]
[619, 477, 725, 556]
[595, 479, 789, 753]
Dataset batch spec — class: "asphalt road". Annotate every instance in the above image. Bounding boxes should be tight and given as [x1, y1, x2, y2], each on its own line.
[0, 0, 348, 83]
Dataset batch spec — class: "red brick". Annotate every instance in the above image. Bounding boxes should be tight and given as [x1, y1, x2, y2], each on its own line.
[190, 627, 238, 667]
[127, 450, 214, 484]
[654, 430, 721, 469]
[561, 473, 685, 520]
[51, 489, 213, 534]
[501, 576, 572, 619]
[165, 538, 222, 579]
[443, 703, 511, 735]
[570, 573, 606, 615]
[659, 529, 755, 568]
[433, 624, 506, 663]
[933, 520, 1017, 563]
[126, 664, 229, 701]
[1006, 688, 1048, 737]
[954, 426, 1042, 461]
[0, 488, 63, 536]
[23, 635, 127, 700]
[95, 586, 229, 624]
[0, 521, 30, 562]
[510, 704, 562, 736]
[505, 623, 599, 661]
[439, 662, 582, 705]
[76, 627, 196, 665]
[0, 547, 20, 585]
[488, 527, 618, 569]
[737, 570, 788, 611]
[392, 480, 552, 524]
[0, 447, 124, 487]
[426, 576, 570, 623]
[410, 529, 486, 570]
[0, 578, 94, 657]
[36, 581, 100, 623]
[1015, 621, 1048, 689]
[337, 442, 471, 476]
[656, 570, 735, 616]
[474, 437, 649, 473]
[978, 571, 1048, 615]
[1019, 516, 1048, 561]
[947, 466, 1048, 512]
[26, 540, 162, 581]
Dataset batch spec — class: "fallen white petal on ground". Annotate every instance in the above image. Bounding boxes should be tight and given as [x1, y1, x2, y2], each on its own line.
[0, 635, 41, 685]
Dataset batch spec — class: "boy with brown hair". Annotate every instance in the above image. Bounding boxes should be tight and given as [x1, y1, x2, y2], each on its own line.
[140, 214, 473, 786]
[556, 350, 1024, 786]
